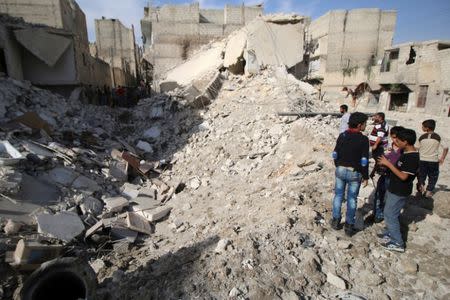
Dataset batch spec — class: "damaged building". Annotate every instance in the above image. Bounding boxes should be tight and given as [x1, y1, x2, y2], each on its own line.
[91, 18, 140, 87]
[305, 9, 397, 92]
[0, 0, 111, 95]
[378, 40, 450, 116]
[141, 2, 263, 80]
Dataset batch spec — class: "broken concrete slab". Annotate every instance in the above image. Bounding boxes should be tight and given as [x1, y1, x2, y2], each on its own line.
[126, 212, 152, 235]
[46, 167, 78, 186]
[159, 81, 181, 93]
[0, 140, 25, 166]
[80, 196, 104, 216]
[224, 30, 247, 72]
[109, 159, 128, 181]
[121, 183, 140, 199]
[72, 175, 101, 193]
[21, 140, 55, 157]
[36, 211, 85, 242]
[5, 239, 63, 270]
[130, 196, 160, 212]
[14, 28, 72, 67]
[137, 206, 172, 222]
[110, 227, 138, 243]
[104, 196, 129, 213]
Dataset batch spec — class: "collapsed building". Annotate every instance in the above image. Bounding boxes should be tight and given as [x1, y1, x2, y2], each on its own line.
[140, 2, 263, 80]
[0, 0, 112, 95]
[90, 18, 140, 87]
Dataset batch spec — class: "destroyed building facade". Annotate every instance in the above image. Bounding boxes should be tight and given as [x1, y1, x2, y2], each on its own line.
[305, 9, 397, 89]
[378, 40, 450, 116]
[91, 18, 140, 87]
[141, 2, 263, 80]
[0, 0, 112, 94]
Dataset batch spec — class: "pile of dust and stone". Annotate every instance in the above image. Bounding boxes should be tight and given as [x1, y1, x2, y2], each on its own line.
[0, 15, 449, 300]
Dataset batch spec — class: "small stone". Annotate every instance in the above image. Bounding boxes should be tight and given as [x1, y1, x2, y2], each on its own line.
[89, 258, 105, 274]
[136, 140, 153, 153]
[337, 239, 352, 249]
[229, 287, 241, 297]
[215, 239, 231, 253]
[189, 177, 201, 190]
[398, 259, 418, 274]
[327, 272, 347, 290]
[4, 219, 22, 235]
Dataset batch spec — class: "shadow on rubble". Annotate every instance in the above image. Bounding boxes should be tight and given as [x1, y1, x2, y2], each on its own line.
[399, 194, 434, 243]
[98, 235, 219, 300]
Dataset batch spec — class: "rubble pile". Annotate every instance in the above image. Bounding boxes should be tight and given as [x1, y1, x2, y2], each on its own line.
[0, 52, 449, 300]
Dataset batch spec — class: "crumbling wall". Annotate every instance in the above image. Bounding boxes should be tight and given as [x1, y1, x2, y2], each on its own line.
[309, 9, 396, 88]
[0, 0, 63, 29]
[141, 3, 263, 79]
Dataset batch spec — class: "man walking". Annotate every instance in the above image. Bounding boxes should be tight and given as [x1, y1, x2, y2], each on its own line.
[331, 112, 369, 237]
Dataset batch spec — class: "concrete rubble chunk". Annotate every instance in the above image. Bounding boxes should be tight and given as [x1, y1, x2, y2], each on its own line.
[125, 212, 152, 235]
[327, 272, 347, 290]
[72, 175, 101, 193]
[4, 219, 22, 235]
[104, 196, 129, 213]
[109, 159, 128, 181]
[36, 211, 85, 242]
[110, 227, 138, 243]
[89, 258, 106, 274]
[215, 239, 231, 253]
[136, 206, 172, 222]
[46, 167, 78, 186]
[130, 196, 160, 212]
[224, 31, 247, 70]
[143, 126, 161, 139]
[0, 141, 25, 166]
[5, 239, 63, 270]
[136, 140, 153, 153]
[80, 196, 104, 216]
[121, 183, 141, 199]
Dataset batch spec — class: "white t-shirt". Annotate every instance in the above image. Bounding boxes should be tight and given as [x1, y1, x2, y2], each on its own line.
[339, 113, 351, 133]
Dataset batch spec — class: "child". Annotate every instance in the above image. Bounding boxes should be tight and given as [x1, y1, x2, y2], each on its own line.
[417, 119, 448, 197]
[371, 126, 404, 223]
[377, 128, 420, 252]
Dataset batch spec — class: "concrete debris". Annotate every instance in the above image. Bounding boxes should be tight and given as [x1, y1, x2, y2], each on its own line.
[143, 126, 161, 139]
[4, 219, 22, 235]
[137, 206, 172, 222]
[80, 196, 104, 216]
[136, 140, 153, 153]
[215, 239, 231, 253]
[125, 212, 152, 235]
[5, 239, 62, 270]
[327, 272, 347, 290]
[0, 140, 25, 166]
[104, 197, 129, 213]
[36, 212, 85, 242]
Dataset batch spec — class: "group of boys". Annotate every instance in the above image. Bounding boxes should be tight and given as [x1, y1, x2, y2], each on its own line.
[331, 107, 448, 253]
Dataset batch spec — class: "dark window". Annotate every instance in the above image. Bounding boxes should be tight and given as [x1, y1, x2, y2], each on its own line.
[417, 85, 428, 108]
[438, 43, 450, 51]
[389, 50, 399, 60]
[0, 48, 7, 75]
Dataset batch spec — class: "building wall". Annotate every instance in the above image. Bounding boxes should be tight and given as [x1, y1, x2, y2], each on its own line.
[308, 9, 396, 87]
[95, 18, 137, 85]
[0, 0, 64, 29]
[142, 3, 263, 79]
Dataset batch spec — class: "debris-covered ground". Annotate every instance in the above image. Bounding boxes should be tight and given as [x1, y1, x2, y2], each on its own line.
[1, 68, 449, 300]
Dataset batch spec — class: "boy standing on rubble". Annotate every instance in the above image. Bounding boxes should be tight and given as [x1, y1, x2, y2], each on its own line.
[331, 112, 369, 237]
[377, 128, 420, 252]
[417, 119, 448, 198]
[369, 112, 389, 160]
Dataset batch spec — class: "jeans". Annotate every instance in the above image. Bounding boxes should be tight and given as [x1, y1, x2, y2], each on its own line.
[374, 175, 389, 219]
[384, 191, 406, 246]
[332, 166, 362, 225]
[418, 161, 439, 192]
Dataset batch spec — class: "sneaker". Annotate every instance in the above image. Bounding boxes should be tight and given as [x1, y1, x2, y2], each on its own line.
[374, 217, 384, 224]
[380, 240, 405, 253]
[344, 223, 357, 237]
[377, 232, 390, 243]
[425, 191, 433, 198]
[330, 218, 341, 230]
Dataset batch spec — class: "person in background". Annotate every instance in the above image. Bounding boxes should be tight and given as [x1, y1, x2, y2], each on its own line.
[339, 104, 351, 133]
[417, 119, 448, 198]
[369, 112, 389, 161]
[330, 112, 369, 237]
[377, 128, 420, 253]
